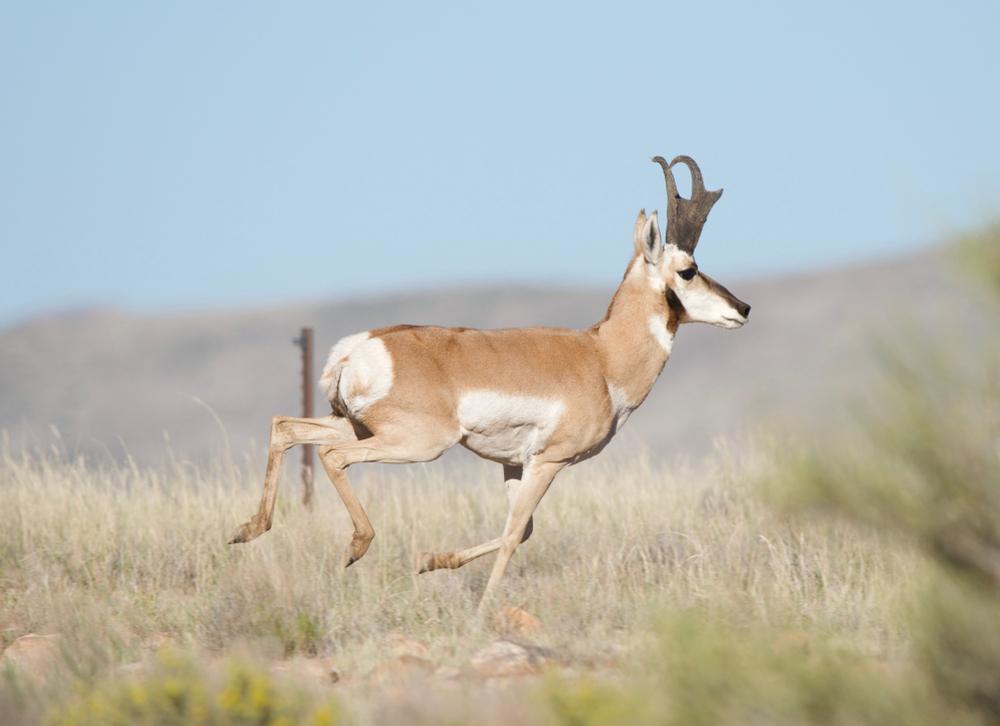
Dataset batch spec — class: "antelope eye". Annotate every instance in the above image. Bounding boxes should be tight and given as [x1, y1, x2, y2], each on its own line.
[678, 268, 697, 281]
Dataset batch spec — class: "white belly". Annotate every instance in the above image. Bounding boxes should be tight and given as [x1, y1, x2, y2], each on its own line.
[457, 390, 566, 464]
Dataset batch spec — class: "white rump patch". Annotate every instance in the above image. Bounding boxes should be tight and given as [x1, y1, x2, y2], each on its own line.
[318, 331, 371, 401]
[457, 390, 566, 464]
[607, 383, 635, 432]
[647, 315, 674, 354]
[336, 337, 394, 415]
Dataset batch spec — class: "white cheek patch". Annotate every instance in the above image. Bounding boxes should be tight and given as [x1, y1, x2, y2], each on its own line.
[457, 390, 566, 463]
[647, 315, 674, 354]
[676, 284, 738, 324]
[336, 337, 394, 414]
[319, 331, 371, 401]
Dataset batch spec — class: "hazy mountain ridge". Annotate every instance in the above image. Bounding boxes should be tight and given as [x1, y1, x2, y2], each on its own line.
[0, 248, 977, 466]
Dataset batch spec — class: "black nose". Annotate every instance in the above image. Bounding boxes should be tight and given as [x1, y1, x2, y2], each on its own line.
[737, 302, 751, 318]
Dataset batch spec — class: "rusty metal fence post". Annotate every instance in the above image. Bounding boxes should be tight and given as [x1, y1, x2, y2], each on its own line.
[293, 327, 315, 508]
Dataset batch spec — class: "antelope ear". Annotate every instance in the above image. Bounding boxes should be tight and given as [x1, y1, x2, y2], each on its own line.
[633, 209, 662, 264]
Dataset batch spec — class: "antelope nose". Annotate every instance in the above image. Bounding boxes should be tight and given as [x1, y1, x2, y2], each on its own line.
[737, 302, 751, 318]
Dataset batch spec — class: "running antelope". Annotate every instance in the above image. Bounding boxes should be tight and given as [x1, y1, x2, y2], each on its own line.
[229, 155, 750, 608]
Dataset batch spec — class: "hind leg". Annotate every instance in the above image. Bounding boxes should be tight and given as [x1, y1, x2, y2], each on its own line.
[229, 415, 357, 544]
[314, 421, 456, 566]
[317, 446, 375, 567]
[229, 413, 458, 551]
[313, 417, 461, 565]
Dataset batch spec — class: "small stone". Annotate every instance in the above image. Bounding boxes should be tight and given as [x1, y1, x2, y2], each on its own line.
[468, 639, 557, 678]
[385, 633, 430, 659]
[494, 605, 543, 636]
[0, 633, 61, 679]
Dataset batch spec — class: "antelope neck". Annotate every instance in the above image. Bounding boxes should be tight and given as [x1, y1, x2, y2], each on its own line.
[591, 256, 677, 407]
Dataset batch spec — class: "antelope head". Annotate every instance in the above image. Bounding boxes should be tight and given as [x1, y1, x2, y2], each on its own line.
[635, 155, 750, 329]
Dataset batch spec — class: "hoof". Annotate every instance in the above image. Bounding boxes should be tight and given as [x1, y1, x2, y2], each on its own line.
[227, 520, 264, 545]
[415, 552, 434, 574]
[342, 535, 373, 568]
[415, 552, 458, 573]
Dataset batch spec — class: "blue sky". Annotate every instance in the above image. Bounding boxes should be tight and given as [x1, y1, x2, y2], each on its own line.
[1, 1, 997, 323]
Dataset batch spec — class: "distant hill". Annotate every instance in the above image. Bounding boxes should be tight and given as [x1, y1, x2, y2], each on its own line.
[0, 248, 980, 467]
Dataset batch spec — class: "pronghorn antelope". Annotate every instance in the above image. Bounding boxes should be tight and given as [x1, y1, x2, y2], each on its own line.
[229, 155, 750, 608]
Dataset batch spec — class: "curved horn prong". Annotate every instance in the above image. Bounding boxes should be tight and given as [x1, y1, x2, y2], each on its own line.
[652, 155, 680, 241]
[651, 154, 677, 200]
[668, 155, 705, 195]
[651, 154, 723, 254]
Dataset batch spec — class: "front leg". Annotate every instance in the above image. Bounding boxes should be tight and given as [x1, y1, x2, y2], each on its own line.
[478, 460, 565, 611]
[416, 465, 531, 573]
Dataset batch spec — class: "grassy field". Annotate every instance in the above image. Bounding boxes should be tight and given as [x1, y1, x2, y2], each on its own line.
[0, 441, 920, 724]
[1, 226, 998, 725]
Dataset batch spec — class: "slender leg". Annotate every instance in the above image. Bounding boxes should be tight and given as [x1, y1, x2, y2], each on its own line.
[416, 465, 533, 573]
[317, 445, 375, 568]
[478, 460, 565, 612]
[229, 414, 456, 545]
[504, 465, 534, 544]
[228, 416, 349, 544]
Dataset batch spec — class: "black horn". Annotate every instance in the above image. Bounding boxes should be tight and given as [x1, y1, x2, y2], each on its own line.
[651, 155, 723, 254]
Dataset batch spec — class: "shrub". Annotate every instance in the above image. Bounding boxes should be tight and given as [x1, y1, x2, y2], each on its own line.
[47, 652, 340, 726]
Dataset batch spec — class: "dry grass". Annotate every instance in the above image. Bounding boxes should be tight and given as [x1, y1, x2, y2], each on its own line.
[0, 441, 915, 724]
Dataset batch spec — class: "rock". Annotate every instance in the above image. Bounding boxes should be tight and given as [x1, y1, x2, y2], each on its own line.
[369, 654, 435, 685]
[494, 605, 542, 636]
[269, 656, 341, 685]
[385, 633, 430, 659]
[0, 633, 61, 679]
[468, 639, 558, 678]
